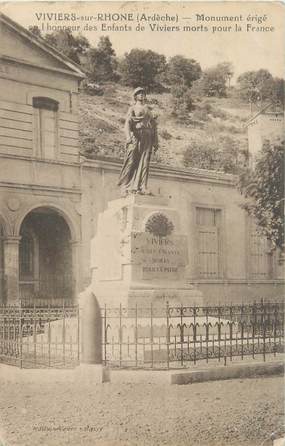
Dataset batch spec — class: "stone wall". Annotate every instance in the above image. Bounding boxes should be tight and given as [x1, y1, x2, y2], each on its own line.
[80, 158, 284, 304]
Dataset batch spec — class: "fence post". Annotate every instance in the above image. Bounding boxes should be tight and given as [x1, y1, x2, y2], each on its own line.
[79, 289, 102, 365]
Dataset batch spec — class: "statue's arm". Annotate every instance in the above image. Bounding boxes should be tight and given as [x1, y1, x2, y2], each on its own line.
[124, 107, 134, 143]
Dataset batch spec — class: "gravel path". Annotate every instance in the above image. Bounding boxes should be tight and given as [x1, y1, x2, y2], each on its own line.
[0, 375, 284, 446]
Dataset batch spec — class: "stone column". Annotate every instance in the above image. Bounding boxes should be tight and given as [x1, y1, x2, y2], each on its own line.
[70, 240, 81, 303]
[3, 236, 21, 305]
[79, 289, 102, 364]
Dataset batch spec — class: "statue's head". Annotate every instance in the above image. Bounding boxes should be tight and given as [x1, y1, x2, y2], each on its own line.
[133, 87, 146, 101]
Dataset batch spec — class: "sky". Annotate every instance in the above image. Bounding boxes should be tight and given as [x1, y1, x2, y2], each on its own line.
[1, 1, 284, 80]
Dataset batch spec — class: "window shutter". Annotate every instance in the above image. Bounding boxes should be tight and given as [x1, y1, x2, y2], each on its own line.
[196, 207, 222, 279]
[198, 226, 219, 278]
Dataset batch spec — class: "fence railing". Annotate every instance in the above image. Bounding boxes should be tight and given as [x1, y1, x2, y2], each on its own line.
[0, 300, 284, 370]
[102, 301, 284, 369]
[0, 303, 80, 368]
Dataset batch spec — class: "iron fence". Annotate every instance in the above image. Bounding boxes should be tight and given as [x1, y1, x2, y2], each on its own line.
[102, 301, 284, 369]
[0, 303, 80, 368]
[0, 299, 283, 370]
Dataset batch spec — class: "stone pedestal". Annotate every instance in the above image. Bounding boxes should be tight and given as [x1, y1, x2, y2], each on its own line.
[90, 194, 202, 308]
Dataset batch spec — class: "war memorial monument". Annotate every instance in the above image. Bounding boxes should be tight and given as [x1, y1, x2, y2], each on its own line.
[86, 87, 202, 310]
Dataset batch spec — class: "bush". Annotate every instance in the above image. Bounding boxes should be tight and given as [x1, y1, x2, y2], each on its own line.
[82, 81, 104, 96]
[171, 85, 194, 118]
[160, 129, 172, 140]
[183, 135, 242, 174]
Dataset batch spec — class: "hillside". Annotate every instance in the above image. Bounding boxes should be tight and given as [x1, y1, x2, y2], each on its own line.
[78, 83, 250, 172]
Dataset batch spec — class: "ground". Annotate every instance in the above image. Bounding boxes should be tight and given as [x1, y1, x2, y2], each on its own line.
[0, 374, 284, 446]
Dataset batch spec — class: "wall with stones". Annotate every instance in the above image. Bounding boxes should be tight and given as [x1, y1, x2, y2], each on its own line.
[80, 158, 284, 304]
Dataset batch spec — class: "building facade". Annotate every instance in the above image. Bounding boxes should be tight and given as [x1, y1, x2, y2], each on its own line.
[0, 14, 283, 306]
[245, 102, 284, 164]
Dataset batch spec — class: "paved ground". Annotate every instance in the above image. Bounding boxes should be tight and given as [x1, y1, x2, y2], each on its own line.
[0, 372, 284, 446]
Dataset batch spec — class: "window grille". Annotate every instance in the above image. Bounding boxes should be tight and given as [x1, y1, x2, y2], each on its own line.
[196, 207, 222, 278]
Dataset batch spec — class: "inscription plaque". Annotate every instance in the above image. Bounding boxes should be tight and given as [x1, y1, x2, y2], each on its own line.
[131, 233, 188, 280]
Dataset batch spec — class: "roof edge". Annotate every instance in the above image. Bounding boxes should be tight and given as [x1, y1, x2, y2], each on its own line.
[0, 12, 85, 79]
[244, 102, 283, 127]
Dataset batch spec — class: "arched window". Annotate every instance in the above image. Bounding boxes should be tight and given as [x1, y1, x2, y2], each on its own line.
[19, 233, 34, 276]
[33, 97, 59, 159]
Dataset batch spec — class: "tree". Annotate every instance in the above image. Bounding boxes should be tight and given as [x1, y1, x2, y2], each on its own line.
[215, 62, 234, 87]
[166, 55, 201, 88]
[85, 36, 118, 82]
[183, 136, 241, 174]
[238, 139, 284, 251]
[236, 69, 283, 104]
[170, 85, 194, 119]
[119, 49, 166, 89]
[44, 30, 90, 64]
[29, 25, 42, 38]
[191, 62, 232, 97]
[270, 77, 284, 105]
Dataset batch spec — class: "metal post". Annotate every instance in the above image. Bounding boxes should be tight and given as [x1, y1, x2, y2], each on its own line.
[150, 303, 153, 368]
[62, 300, 66, 366]
[77, 305, 80, 362]
[119, 303, 122, 367]
[19, 305, 23, 369]
[104, 304, 107, 366]
[180, 304, 183, 367]
[33, 302, 37, 367]
[48, 303, 51, 368]
[166, 301, 170, 370]
[206, 307, 209, 364]
[193, 305, 196, 366]
[135, 304, 138, 368]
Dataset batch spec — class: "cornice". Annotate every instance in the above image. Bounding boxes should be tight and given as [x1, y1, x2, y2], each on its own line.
[0, 55, 84, 79]
[81, 156, 236, 187]
[0, 181, 81, 196]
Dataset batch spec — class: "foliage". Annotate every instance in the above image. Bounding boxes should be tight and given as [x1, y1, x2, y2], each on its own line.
[183, 136, 242, 174]
[44, 30, 90, 64]
[84, 36, 118, 82]
[171, 85, 194, 119]
[238, 139, 284, 250]
[215, 62, 234, 86]
[236, 69, 284, 105]
[119, 49, 166, 90]
[270, 78, 285, 105]
[160, 129, 172, 140]
[191, 62, 233, 98]
[29, 25, 42, 38]
[145, 213, 174, 237]
[165, 55, 201, 88]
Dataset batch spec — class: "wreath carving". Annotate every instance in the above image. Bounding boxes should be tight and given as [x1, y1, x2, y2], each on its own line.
[145, 213, 174, 237]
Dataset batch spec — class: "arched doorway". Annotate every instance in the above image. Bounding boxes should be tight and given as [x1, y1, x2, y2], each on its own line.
[19, 207, 73, 303]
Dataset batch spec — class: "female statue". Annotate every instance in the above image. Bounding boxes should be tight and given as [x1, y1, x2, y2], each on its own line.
[118, 87, 158, 195]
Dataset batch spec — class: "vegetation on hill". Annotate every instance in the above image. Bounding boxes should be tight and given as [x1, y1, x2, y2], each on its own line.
[78, 83, 249, 173]
[29, 27, 284, 175]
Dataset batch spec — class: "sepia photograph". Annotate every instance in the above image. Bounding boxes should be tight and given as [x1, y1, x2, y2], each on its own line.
[0, 1, 284, 445]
